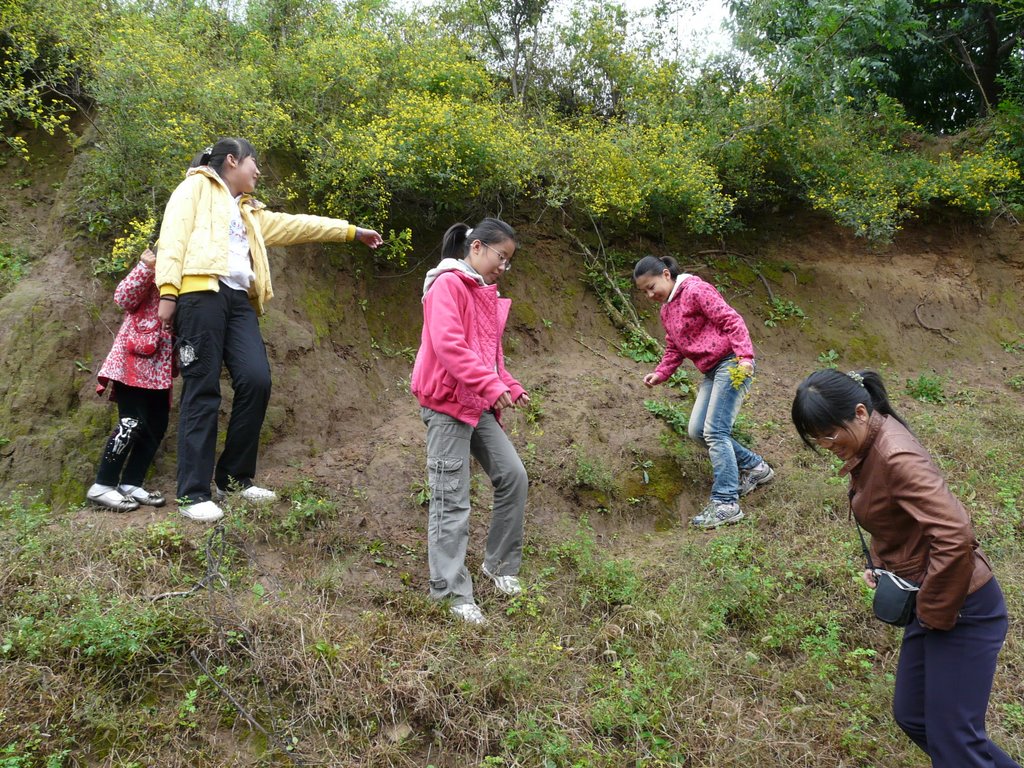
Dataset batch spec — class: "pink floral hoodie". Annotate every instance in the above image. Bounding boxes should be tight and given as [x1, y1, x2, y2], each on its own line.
[411, 259, 525, 427]
[654, 274, 755, 379]
[97, 260, 175, 398]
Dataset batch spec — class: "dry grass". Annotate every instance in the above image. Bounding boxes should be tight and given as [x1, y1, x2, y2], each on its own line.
[0, 377, 1022, 767]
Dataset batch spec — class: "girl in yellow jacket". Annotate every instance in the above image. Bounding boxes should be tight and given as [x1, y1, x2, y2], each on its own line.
[156, 137, 382, 522]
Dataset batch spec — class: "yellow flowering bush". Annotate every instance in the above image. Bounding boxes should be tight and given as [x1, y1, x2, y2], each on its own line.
[95, 214, 157, 276]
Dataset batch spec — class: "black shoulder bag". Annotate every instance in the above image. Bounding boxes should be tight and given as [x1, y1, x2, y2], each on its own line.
[855, 521, 920, 627]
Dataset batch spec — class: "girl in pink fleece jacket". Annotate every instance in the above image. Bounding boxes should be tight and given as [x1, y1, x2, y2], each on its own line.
[411, 218, 530, 625]
[634, 255, 774, 530]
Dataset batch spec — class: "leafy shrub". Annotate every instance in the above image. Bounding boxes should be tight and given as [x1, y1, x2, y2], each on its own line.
[0, 244, 31, 296]
[905, 371, 946, 404]
[644, 399, 689, 436]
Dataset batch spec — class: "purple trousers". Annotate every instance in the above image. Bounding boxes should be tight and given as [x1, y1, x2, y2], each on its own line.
[893, 577, 1020, 768]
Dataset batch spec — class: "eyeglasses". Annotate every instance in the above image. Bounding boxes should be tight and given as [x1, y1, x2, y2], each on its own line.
[480, 242, 513, 272]
[814, 431, 842, 446]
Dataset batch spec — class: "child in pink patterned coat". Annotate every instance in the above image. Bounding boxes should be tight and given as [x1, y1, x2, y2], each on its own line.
[87, 247, 174, 512]
[634, 255, 775, 529]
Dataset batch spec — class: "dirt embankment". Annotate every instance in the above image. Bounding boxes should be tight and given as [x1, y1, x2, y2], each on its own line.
[2, 133, 1023, 544]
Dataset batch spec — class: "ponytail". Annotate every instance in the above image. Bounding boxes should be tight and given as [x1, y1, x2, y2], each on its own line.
[633, 255, 679, 282]
[190, 137, 258, 174]
[441, 217, 517, 261]
[792, 368, 908, 450]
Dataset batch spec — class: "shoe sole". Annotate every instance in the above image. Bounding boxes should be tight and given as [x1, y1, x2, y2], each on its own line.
[88, 499, 139, 513]
[180, 512, 224, 522]
[131, 498, 166, 508]
[694, 511, 745, 530]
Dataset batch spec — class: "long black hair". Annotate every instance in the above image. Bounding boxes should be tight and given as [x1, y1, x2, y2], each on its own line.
[792, 369, 908, 450]
[633, 254, 679, 283]
[441, 217, 517, 261]
[190, 138, 258, 174]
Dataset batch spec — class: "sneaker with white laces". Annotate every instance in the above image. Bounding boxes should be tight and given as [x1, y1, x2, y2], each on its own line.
[119, 484, 166, 507]
[87, 484, 139, 513]
[739, 461, 775, 497]
[179, 500, 225, 522]
[481, 564, 523, 596]
[450, 603, 487, 625]
[693, 500, 744, 530]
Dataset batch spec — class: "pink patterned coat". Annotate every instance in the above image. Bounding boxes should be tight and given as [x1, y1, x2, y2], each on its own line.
[653, 275, 755, 378]
[97, 261, 175, 398]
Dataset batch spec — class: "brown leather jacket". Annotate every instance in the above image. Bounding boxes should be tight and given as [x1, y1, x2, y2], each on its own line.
[842, 411, 992, 630]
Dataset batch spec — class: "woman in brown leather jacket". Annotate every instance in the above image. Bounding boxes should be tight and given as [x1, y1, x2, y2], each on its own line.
[792, 369, 1019, 768]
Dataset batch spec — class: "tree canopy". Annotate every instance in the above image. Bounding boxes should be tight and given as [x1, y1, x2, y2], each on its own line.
[1, 0, 1021, 259]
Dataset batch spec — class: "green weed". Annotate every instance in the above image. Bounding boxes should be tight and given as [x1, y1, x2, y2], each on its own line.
[644, 399, 689, 436]
[818, 348, 840, 368]
[905, 371, 946, 403]
[764, 297, 807, 327]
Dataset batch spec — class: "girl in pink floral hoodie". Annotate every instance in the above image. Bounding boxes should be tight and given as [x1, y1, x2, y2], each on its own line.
[87, 248, 173, 512]
[411, 218, 529, 625]
[635, 255, 774, 530]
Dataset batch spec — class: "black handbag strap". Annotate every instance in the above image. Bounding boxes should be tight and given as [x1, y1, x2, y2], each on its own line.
[849, 488, 876, 571]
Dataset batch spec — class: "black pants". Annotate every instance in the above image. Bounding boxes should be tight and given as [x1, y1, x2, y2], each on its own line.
[894, 577, 1020, 767]
[95, 383, 170, 487]
[174, 288, 271, 505]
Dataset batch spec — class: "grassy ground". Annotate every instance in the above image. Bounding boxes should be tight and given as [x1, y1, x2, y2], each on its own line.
[1, 372, 1021, 767]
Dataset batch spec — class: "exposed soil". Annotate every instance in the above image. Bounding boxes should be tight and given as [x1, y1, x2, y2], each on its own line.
[4, 129, 1024, 767]
[5, 126, 1024, 563]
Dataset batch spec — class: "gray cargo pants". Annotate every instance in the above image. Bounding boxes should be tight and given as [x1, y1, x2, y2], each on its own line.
[421, 407, 528, 607]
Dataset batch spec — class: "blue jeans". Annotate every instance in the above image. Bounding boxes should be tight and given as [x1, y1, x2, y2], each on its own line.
[688, 357, 762, 504]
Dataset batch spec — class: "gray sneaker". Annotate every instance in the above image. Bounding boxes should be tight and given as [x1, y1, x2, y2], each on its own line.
[693, 500, 744, 529]
[739, 461, 775, 496]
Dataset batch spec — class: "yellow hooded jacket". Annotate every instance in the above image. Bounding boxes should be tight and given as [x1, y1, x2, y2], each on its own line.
[156, 167, 357, 314]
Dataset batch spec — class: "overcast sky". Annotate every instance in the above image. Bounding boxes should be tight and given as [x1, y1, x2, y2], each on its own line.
[624, 0, 732, 57]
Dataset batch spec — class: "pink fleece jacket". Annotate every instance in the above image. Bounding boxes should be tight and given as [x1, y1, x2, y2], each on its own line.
[411, 268, 525, 427]
[654, 275, 755, 378]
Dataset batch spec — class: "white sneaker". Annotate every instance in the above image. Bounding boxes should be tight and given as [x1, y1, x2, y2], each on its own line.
[87, 484, 139, 513]
[450, 603, 487, 625]
[214, 483, 277, 504]
[119, 484, 166, 507]
[180, 500, 224, 522]
[240, 485, 277, 504]
[482, 564, 523, 596]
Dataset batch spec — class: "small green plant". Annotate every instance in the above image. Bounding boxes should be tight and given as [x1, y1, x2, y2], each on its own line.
[631, 457, 653, 484]
[1000, 337, 1024, 353]
[619, 328, 661, 363]
[764, 297, 807, 327]
[818, 348, 840, 369]
[0, 243, 31, 295]
[666, 369, 691, 394]
[905, 371, 946, 404]
[521, 391, 546, 426]
[378, 227, 413, 265]
[1007, 374, 1024, 392]
[572, 447, 616, 495]
[410, 478, 431, 507]
[277, 480, 336, 540]
[644, 399, 689, 436]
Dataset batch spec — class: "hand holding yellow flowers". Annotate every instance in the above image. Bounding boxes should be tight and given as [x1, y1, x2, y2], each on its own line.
[730, 361, 754, 390]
